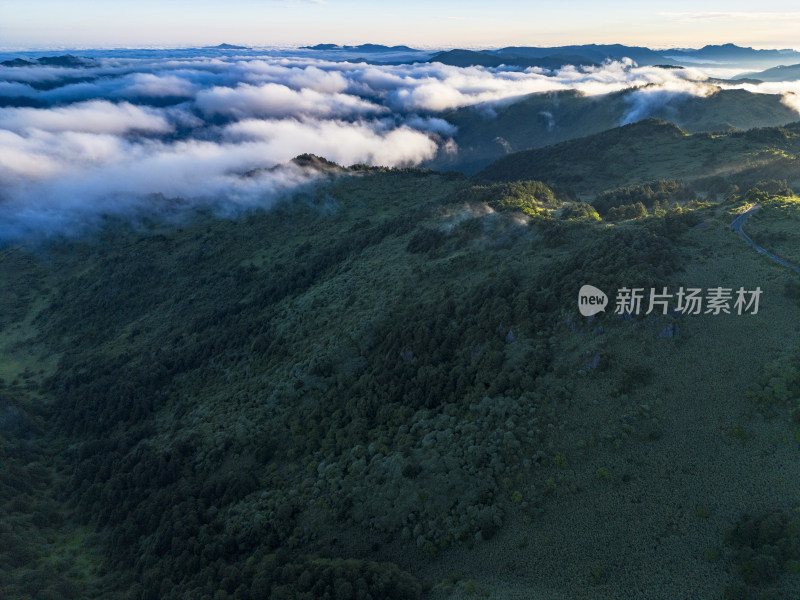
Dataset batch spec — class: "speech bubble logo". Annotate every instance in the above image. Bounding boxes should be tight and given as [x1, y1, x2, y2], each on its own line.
[578, 284, 608, 316]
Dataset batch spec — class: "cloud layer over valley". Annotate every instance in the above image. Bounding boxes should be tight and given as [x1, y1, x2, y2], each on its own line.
[2, 48, 800, 239]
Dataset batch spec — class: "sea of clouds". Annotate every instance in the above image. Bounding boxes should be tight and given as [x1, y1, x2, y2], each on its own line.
[1, 48, 799, 239]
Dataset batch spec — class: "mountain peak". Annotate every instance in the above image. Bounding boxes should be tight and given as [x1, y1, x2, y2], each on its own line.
[700, 43, 750, 51]
[206, 43, 250, 50]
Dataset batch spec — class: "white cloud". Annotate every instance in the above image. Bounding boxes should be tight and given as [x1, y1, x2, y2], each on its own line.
[0, 100, 173, 134]
[120, 73, 197, 97]
[780, 92, 800, 113]
[659, 11, 800, 22]
[224, 118, 438, 166]
[195, 82, 384, 118]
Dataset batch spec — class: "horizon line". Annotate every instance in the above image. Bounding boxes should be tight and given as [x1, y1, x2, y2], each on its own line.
[2, 41, 800, 54]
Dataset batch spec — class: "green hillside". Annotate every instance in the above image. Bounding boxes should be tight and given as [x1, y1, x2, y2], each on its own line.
[431, 88, 800, 174]
[475, 118, 800, 198]
[2, 155, 800, 599]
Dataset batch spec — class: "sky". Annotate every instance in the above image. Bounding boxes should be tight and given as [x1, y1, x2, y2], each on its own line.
[2, 0, 800, 50]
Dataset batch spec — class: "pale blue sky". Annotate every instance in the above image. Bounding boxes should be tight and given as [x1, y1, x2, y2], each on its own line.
[2, 0, 800, 50]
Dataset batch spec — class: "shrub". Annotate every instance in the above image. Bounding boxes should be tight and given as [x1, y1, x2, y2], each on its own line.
[561, 203, 601, 221]
[594, 180, 696, 216]
[463, 180, 562, 216]
[606, 202, 648, 221]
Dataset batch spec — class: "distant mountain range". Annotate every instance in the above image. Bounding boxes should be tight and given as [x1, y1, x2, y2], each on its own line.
[668, 43, 800, 64]
[0, 54, 98, 68]
[296, 42, 800, 70]
[493, 44, 675, 66]
[427, 49, 598, 69]
[424, 43, 800, 70]
[7, 44, 795, 73]
[301, 43, 420, 53]
[735, 63, 800, 82]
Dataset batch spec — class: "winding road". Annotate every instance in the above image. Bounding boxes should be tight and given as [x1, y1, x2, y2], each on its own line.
[729, 204, 800, 274]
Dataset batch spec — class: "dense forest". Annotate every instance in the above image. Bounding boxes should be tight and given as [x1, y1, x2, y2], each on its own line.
[2, 119, 800, 599]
